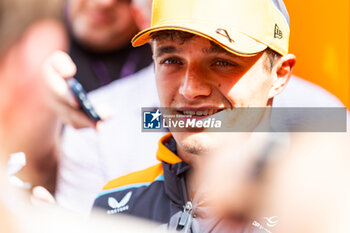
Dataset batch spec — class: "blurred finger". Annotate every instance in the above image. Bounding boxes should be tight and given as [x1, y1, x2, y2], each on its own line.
[46, 50, 77, 79]
[31, 186, 56, 204]
[58, 103, 97, 129]
[43, 60, 78, 108]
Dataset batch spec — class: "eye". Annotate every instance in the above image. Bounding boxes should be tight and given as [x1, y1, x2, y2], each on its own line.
[213, 60, 235, 67]
[160, 57, 183, 65]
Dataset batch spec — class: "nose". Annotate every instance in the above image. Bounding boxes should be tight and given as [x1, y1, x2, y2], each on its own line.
[179, 66, 212, 101]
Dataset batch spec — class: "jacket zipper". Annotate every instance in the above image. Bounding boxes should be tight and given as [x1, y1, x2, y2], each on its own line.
[177, 201, 193, 232]
[176, 174, 193, 232]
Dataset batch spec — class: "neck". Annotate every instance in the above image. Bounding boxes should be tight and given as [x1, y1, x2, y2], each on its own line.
[175, 107, 273, 201]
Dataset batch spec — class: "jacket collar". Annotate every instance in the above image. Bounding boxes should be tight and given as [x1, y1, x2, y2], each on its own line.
[156, 133, 191, 206]
[156, 133, 182, 164]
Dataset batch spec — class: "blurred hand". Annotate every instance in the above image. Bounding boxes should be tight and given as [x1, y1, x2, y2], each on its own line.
[42, 50, 101, 129]
[196, 133, 271, 217]
[205, 107, 271, 133]
[31, 186, 56, 205]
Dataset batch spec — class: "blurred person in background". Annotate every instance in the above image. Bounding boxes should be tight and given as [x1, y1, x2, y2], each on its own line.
[53, 0, 162, 214]
[65, 0, 153, 92]
[0, 2, 168, 232]
[0, 0, 67, 194]
[0, 0, 66, 231]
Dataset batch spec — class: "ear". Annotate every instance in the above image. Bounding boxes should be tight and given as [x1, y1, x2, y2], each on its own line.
[268, 54, 296, 98]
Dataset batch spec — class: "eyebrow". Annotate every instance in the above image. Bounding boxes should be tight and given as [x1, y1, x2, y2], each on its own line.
[154, 46, 183, 57]
[154, 43, 241, 59]
[202, 45, 237, 58]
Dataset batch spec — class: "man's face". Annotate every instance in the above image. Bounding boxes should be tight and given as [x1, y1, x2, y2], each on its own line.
[153, 35, 276, 157]
[68, 0, 137, 51]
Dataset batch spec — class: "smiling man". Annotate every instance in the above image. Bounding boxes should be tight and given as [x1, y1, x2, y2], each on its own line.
[93, 0, 295, 231]
[151, 30, 295, 157]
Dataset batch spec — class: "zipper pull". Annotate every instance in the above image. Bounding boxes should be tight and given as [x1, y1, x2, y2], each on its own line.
[177, 201, 193, 232]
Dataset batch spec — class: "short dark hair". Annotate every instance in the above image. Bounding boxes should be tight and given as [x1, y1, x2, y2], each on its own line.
[150, 30, 281, 71]
[264, 47, 281, 71]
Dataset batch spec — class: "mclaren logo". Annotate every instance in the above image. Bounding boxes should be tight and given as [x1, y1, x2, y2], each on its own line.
[107, 191, 132, 214]
[216, 28, 234, 43]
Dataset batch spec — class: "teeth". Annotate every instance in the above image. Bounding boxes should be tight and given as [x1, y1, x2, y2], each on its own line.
[180, 109, 223, 116]
[183, 111, 195, 115]
[182, 110, 216, 116]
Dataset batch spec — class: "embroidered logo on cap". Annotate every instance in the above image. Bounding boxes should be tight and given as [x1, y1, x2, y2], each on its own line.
[216, 28, 234, 43]
[274, 24, 283, 39]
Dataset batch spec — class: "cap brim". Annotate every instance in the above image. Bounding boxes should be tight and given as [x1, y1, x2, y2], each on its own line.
[132, 23, 267, 57]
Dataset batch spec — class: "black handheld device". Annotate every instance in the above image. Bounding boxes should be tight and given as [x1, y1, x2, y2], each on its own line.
[66, 78, 101, 122]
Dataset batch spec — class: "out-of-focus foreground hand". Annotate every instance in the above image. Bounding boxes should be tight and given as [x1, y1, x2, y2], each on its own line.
[31, 186, 56, 206]
[42, 50, 99, 129]
[198, 133, 350, 233]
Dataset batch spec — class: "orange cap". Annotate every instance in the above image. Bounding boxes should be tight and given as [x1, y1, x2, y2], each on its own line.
[132, 0, 290, 56]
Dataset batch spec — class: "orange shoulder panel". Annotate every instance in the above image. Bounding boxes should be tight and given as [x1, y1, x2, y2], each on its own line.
[102, 163, 163, 190]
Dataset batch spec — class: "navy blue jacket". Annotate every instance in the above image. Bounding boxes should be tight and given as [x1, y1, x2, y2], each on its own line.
[93, 134, 256, 232]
